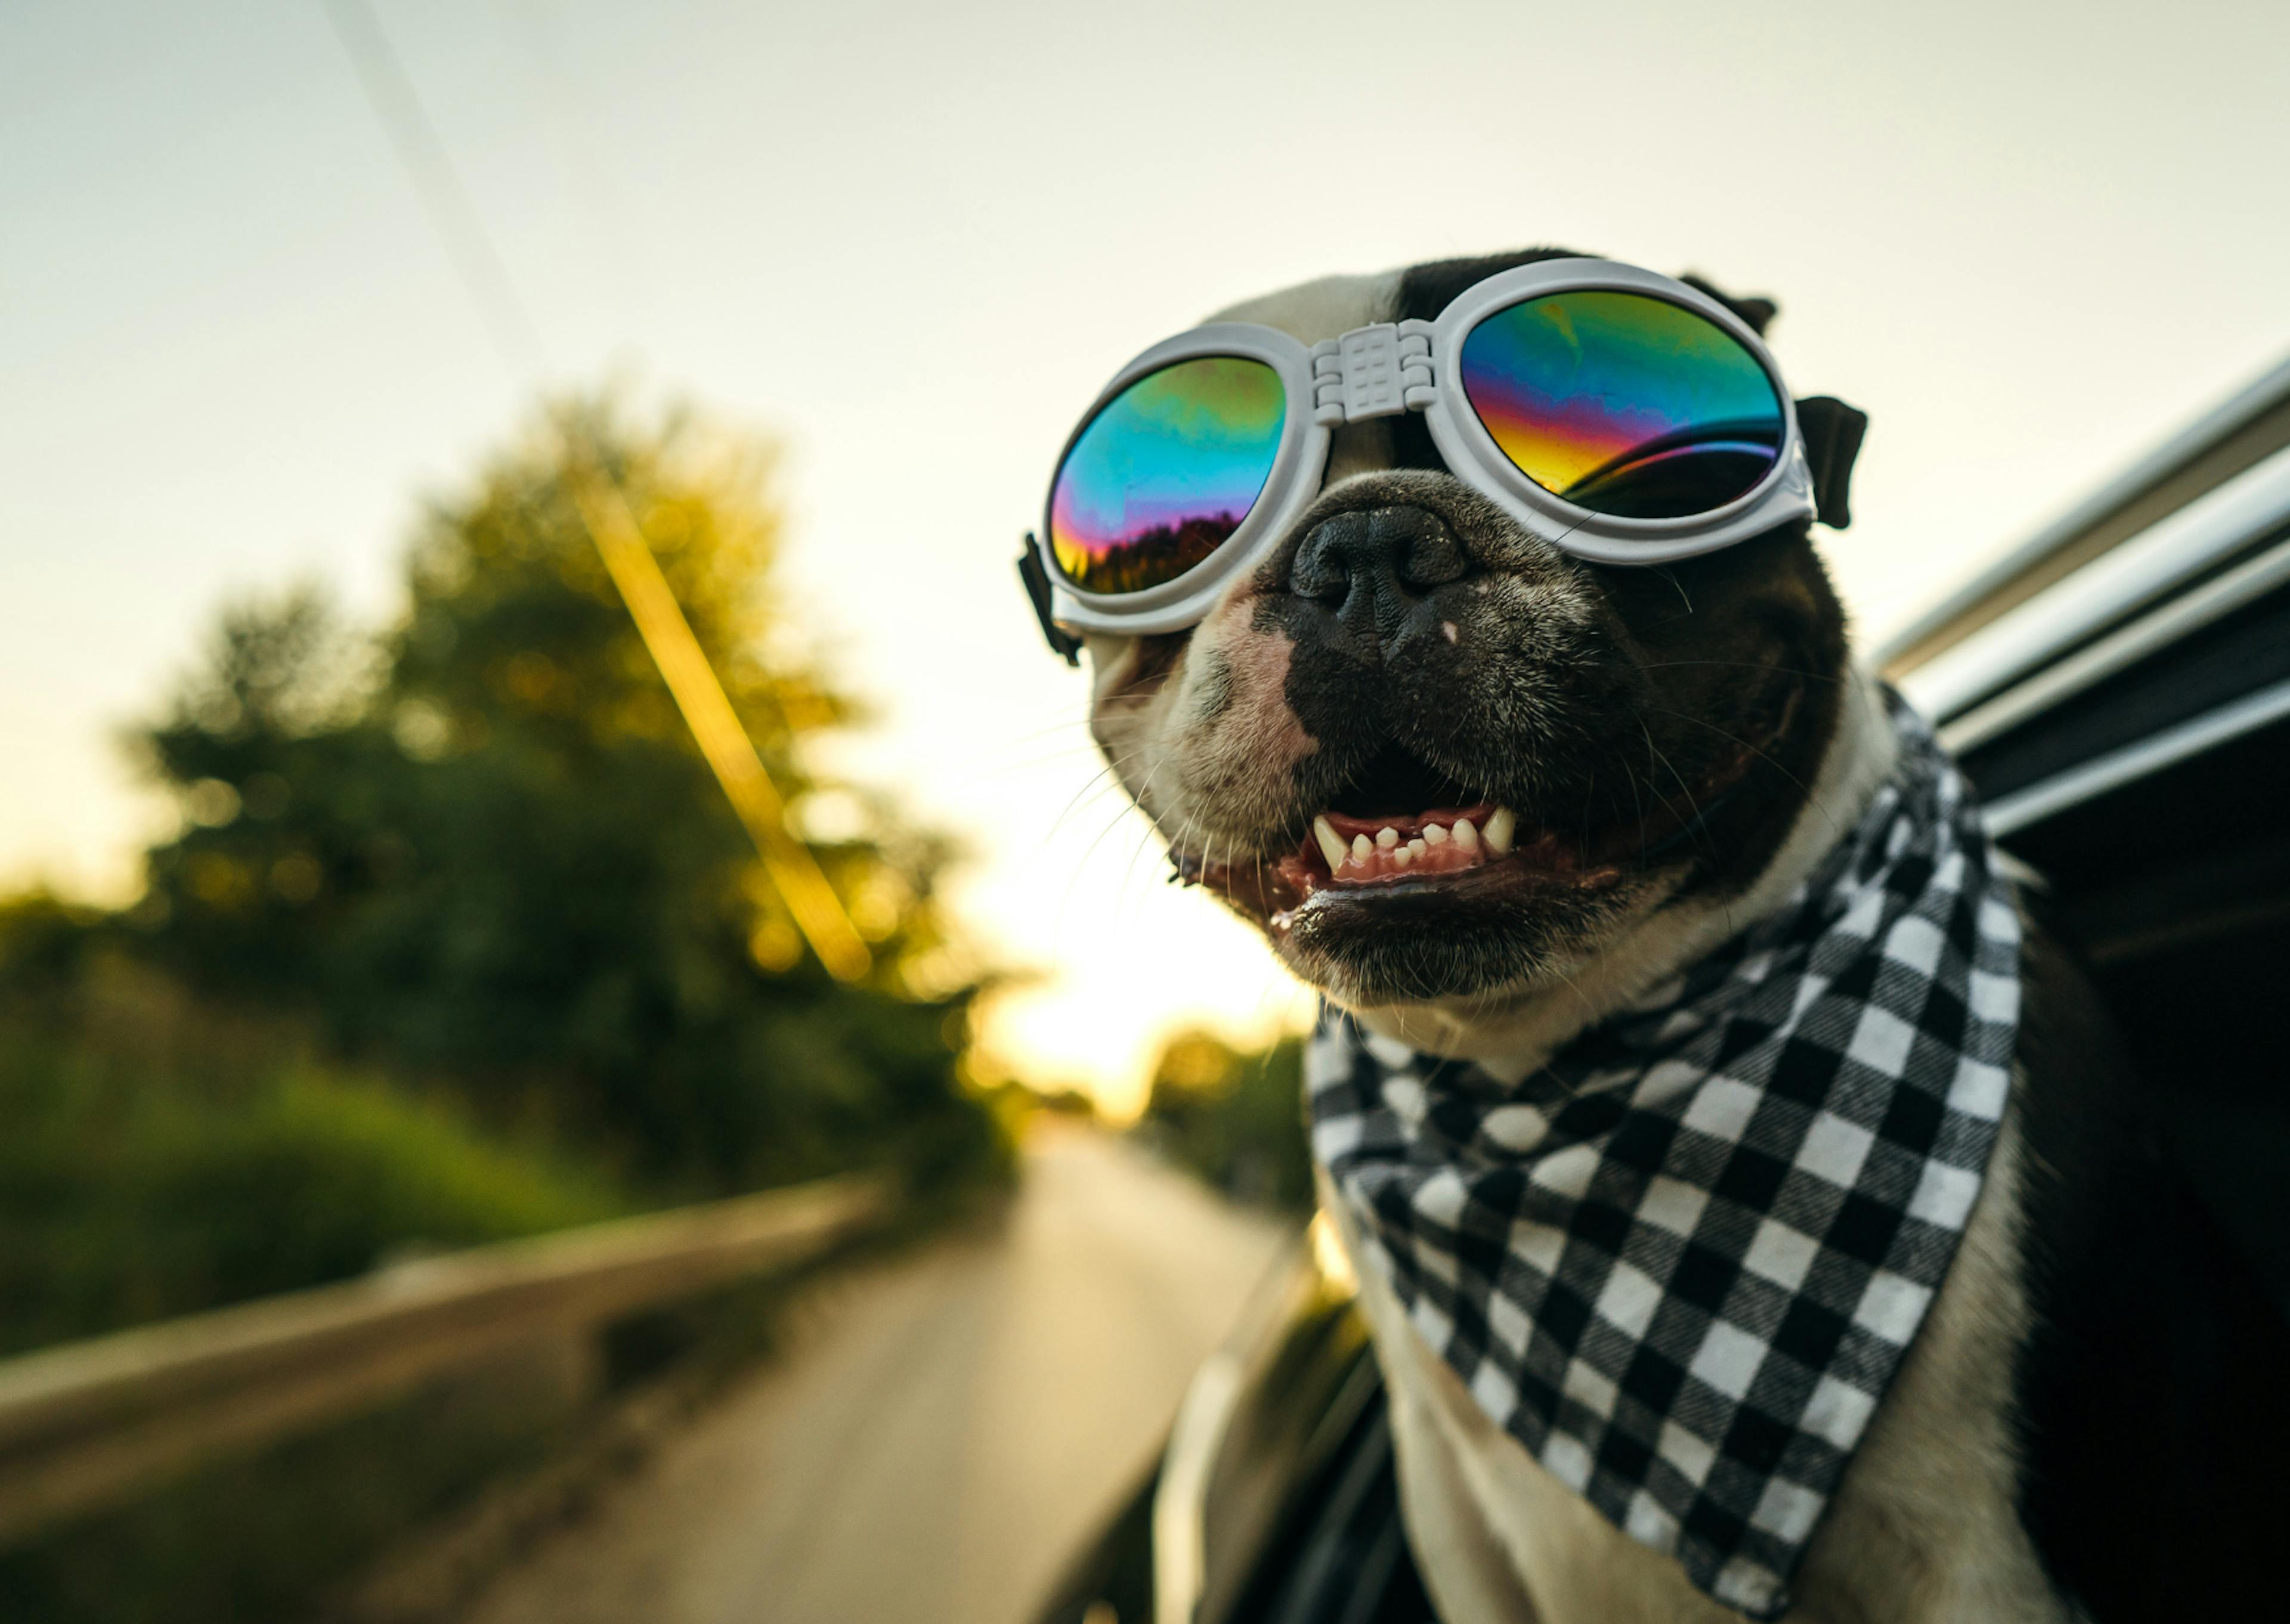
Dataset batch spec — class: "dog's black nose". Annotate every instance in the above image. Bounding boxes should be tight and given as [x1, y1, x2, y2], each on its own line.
[1289, 506, 1468, 659]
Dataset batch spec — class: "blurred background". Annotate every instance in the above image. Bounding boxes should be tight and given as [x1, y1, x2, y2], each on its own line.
[2, 1, 2285, 1620]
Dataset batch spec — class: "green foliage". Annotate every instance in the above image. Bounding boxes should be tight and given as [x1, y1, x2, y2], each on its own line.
[108, 396, 995, 1197]
[0, 983, 623, 1358]
[0, 890, 103, 998]
[1136, 1029, 1314, 1211]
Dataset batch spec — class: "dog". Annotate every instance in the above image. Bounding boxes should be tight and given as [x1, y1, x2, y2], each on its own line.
[1069, 249, 2290, 1621]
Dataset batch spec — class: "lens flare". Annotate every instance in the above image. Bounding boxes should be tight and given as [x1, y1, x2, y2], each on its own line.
[1050, 356, 1284, 595]
[1457, 291, 1783, 520]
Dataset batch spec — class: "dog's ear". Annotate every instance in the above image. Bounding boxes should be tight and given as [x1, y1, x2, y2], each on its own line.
[1795, 397, 1869, 531]
[1678, 273, 1866, 529]
[1679, 272, 1778, 337]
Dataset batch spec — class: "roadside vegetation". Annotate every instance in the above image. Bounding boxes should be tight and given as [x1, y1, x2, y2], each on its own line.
[0, 396, 1010, 1622]
[1134, 1028, 1314, 1212]
[0, 971, 626, 1359]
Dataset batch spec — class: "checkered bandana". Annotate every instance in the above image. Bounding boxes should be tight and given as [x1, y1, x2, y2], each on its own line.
[1307, 698, 2020, 1617]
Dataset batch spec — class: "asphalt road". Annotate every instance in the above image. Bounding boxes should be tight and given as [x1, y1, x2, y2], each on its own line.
[454, 1128, 1295, 1624]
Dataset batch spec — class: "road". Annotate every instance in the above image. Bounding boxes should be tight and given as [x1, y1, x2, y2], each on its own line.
[453, 1128, 1295, 1624]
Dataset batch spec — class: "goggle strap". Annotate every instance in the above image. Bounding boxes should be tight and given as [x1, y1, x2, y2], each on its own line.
[1017, 537, 1082, 665]
[1794, 396, 1870, 531]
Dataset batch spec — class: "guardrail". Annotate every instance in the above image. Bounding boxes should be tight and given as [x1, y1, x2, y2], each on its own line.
[0, 1171, 895, 1543]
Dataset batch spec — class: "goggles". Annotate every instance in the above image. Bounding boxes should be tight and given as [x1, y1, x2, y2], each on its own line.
[1019, 258, 1864, 661]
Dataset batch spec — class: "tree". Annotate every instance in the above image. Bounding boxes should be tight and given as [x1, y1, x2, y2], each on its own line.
[1138, 1028, 1313, 1210]
[121, 396, 995, 1194]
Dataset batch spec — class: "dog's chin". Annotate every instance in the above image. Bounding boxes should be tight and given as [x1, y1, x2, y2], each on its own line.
[1189, 827, 1682, 1007]
[1279, 864, 1678, 1008]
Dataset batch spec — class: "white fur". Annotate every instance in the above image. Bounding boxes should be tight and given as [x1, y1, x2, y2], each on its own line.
[1209, 269, 1397, 341]
[1330, 670, 2075, 1622]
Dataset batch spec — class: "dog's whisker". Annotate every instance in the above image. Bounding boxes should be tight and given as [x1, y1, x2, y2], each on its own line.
[1538, 953, 1601, 1026]
[1635, 659, 1844, 684]
[1044, 774, 1146, 848]
[1639, 704, 1837, 838]
[1639, 726, 1706, 824]
[1619, 754, 1655, 863]
[1041, 763, 1118, 824]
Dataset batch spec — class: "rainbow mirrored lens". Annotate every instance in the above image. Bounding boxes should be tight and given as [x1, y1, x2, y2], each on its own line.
[1050, 356, 1285, 595]
[1457, 290, 1783, 520]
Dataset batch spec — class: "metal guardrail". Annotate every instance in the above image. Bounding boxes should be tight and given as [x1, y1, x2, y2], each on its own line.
[0, 1172, 894, 1543]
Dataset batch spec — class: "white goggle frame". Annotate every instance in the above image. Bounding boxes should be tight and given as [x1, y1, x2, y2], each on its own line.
[1032, 258, 1817, 639]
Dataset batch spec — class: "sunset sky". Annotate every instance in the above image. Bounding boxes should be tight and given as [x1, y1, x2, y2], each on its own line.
[7, 0, 2287, 1112]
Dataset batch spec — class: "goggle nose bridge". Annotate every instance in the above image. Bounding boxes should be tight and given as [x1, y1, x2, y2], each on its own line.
[1311, 319, 1441, 426]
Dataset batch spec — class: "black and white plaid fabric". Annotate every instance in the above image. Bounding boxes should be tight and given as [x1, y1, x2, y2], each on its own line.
[1307, 697, 2020, 1617]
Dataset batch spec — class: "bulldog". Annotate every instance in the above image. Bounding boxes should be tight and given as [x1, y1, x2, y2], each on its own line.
[1023, 249, 2289, 1622]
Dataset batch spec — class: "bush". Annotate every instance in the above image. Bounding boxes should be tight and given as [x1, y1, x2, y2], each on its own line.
[1135, 1030, 1314, 1211]
[0, 1005, 626, 1358]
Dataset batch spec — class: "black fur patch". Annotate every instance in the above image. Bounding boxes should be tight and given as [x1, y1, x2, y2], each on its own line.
[1388, 247, 1591, 472]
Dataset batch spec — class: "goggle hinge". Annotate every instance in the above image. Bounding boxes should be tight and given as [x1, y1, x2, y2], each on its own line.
[1310, 320, 1438, 426]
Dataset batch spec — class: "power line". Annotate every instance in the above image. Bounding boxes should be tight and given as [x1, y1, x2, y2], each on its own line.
[322, 0, 545, 379]
[320, 0, 871, 983]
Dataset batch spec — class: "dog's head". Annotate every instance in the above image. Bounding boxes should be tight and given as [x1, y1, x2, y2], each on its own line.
[1081, 249, 1864, 1029]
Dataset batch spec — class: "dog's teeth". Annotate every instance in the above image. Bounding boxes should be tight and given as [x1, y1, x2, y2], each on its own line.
[1312, 815, 1348, 871]
[1375, 827, 1400, 850]
[1394, 845, 1415, 867]
[1406, 838, 1428, 860]
[1453, 817, 1480, 854]
[1423, 823, 1449, 846]
[1484, 807, 1517, 856]
[1350, 833, 1372, 865]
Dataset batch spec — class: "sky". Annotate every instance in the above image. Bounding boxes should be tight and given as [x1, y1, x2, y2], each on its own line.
[5, 0, 2287, 1114]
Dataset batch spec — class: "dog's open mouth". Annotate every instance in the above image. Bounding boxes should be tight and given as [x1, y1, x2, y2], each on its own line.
[1279, 798, 1624, 900]
[1272, 741, 1629, 900]
[1172, 715, 1784, 918]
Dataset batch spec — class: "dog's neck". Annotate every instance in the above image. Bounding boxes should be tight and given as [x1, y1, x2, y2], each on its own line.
[1348, 662, 1899, 1082]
